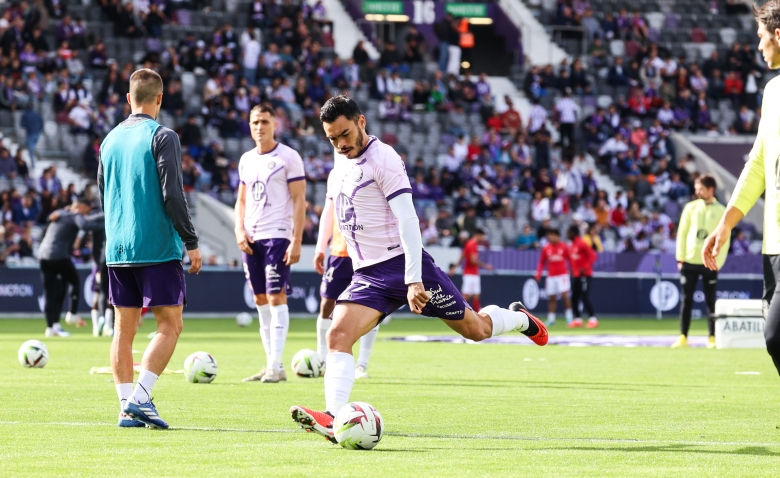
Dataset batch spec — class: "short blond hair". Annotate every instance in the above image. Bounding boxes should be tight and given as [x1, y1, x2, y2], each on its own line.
[129, 68, 163, 105]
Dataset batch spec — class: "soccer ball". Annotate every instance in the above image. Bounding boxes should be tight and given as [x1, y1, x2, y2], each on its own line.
[334, 401, 384, 450]
[183, 351, 218, 383]
[18, 340, 48, 368]
[291, 349, 324, 378]
[236, 312, 253, 327]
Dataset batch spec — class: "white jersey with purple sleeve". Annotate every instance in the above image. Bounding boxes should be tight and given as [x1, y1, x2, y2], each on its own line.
[239, 142, 305, 241]
[326, 137, 412, 270]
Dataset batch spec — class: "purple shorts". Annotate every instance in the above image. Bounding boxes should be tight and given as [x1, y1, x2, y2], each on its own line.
[108, 260, 186, 308]
[337, 251, 470, 320]
[320, 256, 354, 300]
[242, 238, 292, 295]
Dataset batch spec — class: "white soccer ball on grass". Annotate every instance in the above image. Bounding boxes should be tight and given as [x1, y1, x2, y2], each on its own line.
[183, 351, 218, 383]
[236, 312, 253, 327]
[18, 340, 48, 368]
[291, 349, 324, 378]
[334, 401, 384, 450]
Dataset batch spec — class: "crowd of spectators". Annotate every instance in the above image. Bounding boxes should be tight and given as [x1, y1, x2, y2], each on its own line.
[0, 0, 763, 266]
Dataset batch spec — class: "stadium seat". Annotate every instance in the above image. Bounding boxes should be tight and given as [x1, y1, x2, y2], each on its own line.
[646, 12, 665, 30]
[719, 27, 737, 45]
[609, 40, 626, 57]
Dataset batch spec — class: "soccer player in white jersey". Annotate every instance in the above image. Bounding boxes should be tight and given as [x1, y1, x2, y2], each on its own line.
[315, 151, 388, 379]
[290, 96, 548, 441]
[235, 104, 306, 383]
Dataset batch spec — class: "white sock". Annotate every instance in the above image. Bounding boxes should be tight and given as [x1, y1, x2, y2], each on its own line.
[324, 352, 355, 415]
[270, 304, 289, 371]
[52, 322, 63, 331]
[482, 305, 528, 337]
[357, 325, 379, 368]
[91, 310, 100, 334]
[548, 312, 555, 323]
[105, 309, 114, 330]
[256, 304, 272, 369]
[116, 382, 133, 412]
[565, 309, 573, 323]
[589, 316, 597, 321]
[131, 370, 158, 403]
[316, 316, 332, 357]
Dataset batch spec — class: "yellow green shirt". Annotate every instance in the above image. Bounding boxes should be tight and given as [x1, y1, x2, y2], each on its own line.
[729, 75, 780, 254]
[676, 198, 728, 268]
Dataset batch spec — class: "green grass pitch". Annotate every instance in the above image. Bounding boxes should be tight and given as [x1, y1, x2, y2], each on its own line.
[2, 317, 780, 477]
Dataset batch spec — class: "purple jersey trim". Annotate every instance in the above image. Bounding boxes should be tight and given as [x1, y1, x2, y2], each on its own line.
[355, 137, 377, 158]
[240, 180, 245, 185]
[287, 176, 305, 183]
[386, 188, 412, 201]
[258, 142, 280, 155]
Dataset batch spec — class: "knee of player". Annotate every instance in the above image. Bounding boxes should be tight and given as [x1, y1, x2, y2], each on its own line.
[253, 294, 269, 306]
[267, 293, 287, 306]
[325, 326, 353, 351]
[765, 331, 780, 352]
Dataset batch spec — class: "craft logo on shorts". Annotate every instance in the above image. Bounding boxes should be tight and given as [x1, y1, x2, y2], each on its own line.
[0, 283, 34, 297]
[352, 166, 363, 183]
[696, 228, 708, 240]
[251, 181, 266, 201]
[650, 280, 680, 311]
[522, 279, 540, 310]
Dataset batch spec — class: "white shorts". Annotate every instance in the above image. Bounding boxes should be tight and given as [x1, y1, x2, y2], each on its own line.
[545, 275, 570, 296]
[461, 274, 481, 295]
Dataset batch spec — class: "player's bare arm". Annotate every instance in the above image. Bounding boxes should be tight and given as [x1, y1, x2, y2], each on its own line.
[314, 197, 335, 275]
[234, 182, 254, 255]
[703, 207, 744, 271]
[285, 179, 306, 266]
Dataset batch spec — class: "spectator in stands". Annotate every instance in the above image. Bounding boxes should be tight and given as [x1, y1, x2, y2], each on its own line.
[724, 70, 743, 108]
[68, 98, 93, 134]
[0, 147, 16, 178]
[404, 25, 424, 64]
[730, 229, 751, 255]
[20, 101, 42, 168]
[607, 56, 629, 87]
[39, 165, 61, 194]
[515, 223, 539, 250]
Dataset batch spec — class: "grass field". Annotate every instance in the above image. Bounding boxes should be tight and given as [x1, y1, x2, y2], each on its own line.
[2, 317, 779, 477]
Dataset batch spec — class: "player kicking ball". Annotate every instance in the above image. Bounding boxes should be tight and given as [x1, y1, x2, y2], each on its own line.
[535, 229, 574, 327]
[236, 104, 306, 384]
[290, 96, 548, 442]
[315, 197, 387, 379]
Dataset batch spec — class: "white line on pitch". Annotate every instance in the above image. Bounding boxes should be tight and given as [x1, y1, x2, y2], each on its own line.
[0, 421, 778, 448]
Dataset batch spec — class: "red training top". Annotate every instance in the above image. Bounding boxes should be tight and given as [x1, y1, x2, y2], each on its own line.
[462, 238, 480, 276]
[536, 242, 571, 278]
[569, 236, 598, 278]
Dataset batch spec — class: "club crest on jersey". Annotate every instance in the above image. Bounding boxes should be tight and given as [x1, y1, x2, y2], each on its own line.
[351, 167, 364, 183]
[696, 229, 708, 240]
[267, 160, 276, 169]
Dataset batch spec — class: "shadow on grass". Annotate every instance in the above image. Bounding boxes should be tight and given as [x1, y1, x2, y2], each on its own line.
[368, 378, 705, 391]
[549, 444, 780, 457]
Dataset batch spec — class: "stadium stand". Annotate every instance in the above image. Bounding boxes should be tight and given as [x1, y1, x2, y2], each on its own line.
[0, 0, 764, 267]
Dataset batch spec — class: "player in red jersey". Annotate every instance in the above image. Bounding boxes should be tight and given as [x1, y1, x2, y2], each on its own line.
[456, 228, 493, 311]
[567, 225, 598, 328]
[535, 229, 573, 326]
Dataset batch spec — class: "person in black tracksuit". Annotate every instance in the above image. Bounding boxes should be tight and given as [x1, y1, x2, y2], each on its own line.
[38, 197, 104, 336]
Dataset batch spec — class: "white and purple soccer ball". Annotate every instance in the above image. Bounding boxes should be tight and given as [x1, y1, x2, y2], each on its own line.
[183, 351, 218, 383]
[291, 349, 324, 378]
[18, 340, 48, 368]
[334, 401, 384, 450]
